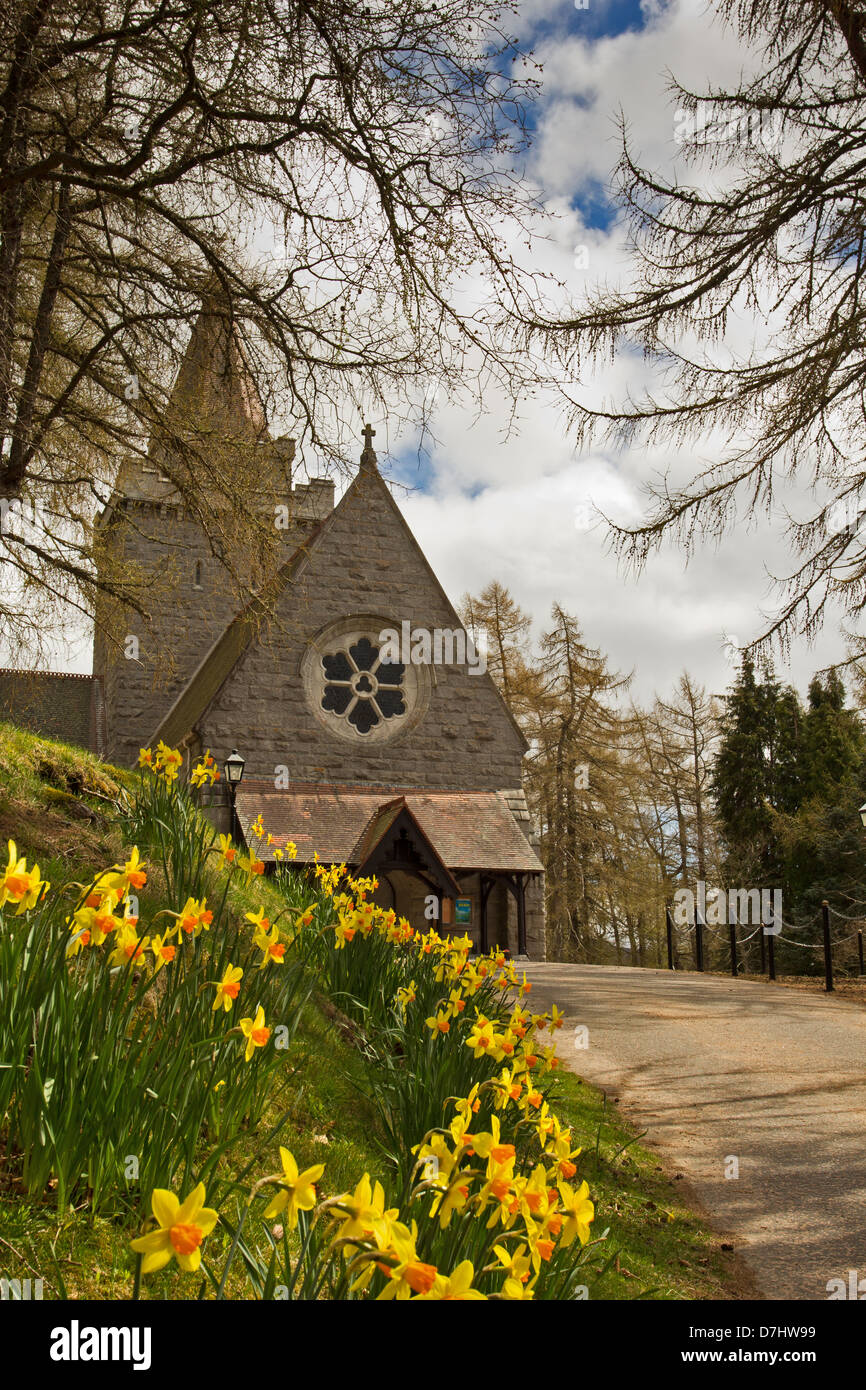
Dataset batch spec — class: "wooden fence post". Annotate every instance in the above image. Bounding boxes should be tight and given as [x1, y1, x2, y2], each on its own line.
[821, 901, 834, 993]
[729, 921, 738, 976]
[666, 907, 675, 971]
[695, 907, 705, 972]
[767, 928, 776, 981]
[759, 923, 766, 974]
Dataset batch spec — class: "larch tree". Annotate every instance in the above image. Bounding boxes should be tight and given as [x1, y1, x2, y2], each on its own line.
[528, 0, 866, 658]
[0, 0, 552, 659]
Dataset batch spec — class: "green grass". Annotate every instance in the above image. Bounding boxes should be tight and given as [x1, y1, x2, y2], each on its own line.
[0, 721, 748, 1300]
[0, 994, 387, 1299]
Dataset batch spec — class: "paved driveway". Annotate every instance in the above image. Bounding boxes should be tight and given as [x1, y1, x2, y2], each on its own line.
[524, 962, 866, 1301]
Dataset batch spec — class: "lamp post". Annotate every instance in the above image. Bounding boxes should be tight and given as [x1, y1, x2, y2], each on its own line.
[224, 749, 245, 842]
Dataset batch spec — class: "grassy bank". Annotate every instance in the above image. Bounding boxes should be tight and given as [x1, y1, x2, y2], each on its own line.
[0, 723, 745, 1300]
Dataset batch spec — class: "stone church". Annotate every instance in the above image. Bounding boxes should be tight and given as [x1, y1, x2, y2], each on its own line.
[0, 301, 545, 957]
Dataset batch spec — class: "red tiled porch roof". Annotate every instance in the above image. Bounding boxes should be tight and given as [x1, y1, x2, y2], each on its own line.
[234, 782, 543, 873]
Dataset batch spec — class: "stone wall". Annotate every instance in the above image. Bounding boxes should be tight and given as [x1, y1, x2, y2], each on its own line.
[198, 469, 528, 792]
[94, 484, 331, 766]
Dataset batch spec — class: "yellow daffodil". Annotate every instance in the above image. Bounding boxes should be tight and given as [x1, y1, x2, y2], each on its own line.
[212, 963, 243, 1011]
[478, 1155, 518, 1229]
[66, 902, 116, 954]
[501, 1273, 536, 1300]
[414, 1133, 456, 1186]
[396, 980, 417, 1011]
[130, 1183, 219, 1273]
[466, 1115, 515, 1166]
[373, 1225, 437, 1300]
[445, 987, 466, 1020]
[465, 1016, 496, 1057]
[171, 896, 213, 938]
[415, 1260, 485, 1301]
[0, 840, 48, 913]
[218, 833, 236, 866]
[334, 918, 356, 949]
[557, 1179, 595, 1247]
[105, 845, 147, 897]
[430, 1175, 472, 1229]
[425, 1009, 450, 1036]
[241, 851, 265, 878]
[150, 931, 176, 973]
[253, 924, 286, 968]
[333, 1174, 394, 1247]
[263, 1148, 325, 1227]
[108, 923, 148, 967]
[154, 741, 183, 782]
[239, 1004, 270, 1061]
[190, 758, 218, 788]
[453, 1084, 481, 1123]
[493, 1242, 533, 1285]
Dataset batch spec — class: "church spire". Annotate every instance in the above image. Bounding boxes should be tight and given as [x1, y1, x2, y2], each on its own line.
[115, 291, 270, 499]
[162, 293, 268, 445]
[359, 422, 378, 473]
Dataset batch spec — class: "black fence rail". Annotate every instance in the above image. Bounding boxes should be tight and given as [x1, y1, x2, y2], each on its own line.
[664, 900, 866, 993]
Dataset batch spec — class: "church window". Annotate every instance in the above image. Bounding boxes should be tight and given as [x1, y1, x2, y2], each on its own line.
[321, 636, 406, 734]
[302, 616, 431, 745]
[193, 560, 203, 589]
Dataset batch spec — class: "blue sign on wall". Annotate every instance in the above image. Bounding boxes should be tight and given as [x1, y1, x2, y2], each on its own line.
[455, 898, 472, 924]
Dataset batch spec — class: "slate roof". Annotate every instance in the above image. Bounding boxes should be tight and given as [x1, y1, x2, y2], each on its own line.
[0, 670, 102, 753]
[234, 782, 543, 873]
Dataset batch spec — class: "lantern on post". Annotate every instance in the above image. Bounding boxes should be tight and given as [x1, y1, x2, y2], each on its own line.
[223, 749, 245, 842]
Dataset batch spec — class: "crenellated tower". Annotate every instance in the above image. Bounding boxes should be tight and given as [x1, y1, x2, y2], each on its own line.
[93, 298, 333, 766]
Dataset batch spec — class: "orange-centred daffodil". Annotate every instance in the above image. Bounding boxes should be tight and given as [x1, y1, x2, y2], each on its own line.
[239, 1004, 270, 1061]
[333, 1174, 395, 1247]
[172, 896, 213, 938]
[253, 923, 286, 968]
[212, 963, 243, 1011]
[130, 1183, 219, 1273]
[150, 931, 177, 972]
[105, 845, 147, 896]
[0, 840, 48, 913]
[414, 1260, 486, 1300]
[218, 833, 236, 865]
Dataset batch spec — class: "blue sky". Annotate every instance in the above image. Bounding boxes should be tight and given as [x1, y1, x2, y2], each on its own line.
[20, 0, 852, 707]
[377, 0, 849, 705]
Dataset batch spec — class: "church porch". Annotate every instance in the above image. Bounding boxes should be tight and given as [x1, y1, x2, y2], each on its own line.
[230, 782, 545, 958]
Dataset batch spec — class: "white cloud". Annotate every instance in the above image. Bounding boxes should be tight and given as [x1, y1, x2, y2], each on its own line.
[13, 0, 854, 709]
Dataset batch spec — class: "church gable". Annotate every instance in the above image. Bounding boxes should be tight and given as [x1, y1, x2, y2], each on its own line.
[189, 457, 527, 791]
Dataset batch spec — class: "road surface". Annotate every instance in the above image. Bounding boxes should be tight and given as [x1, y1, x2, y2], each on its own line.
[524, 962, 866, 1301]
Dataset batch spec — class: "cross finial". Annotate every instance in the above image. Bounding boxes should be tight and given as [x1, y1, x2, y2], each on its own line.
[360, 422, 378, 471]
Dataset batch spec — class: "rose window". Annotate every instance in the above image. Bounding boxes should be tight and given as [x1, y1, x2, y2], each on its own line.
[320, 636, 406, 735]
